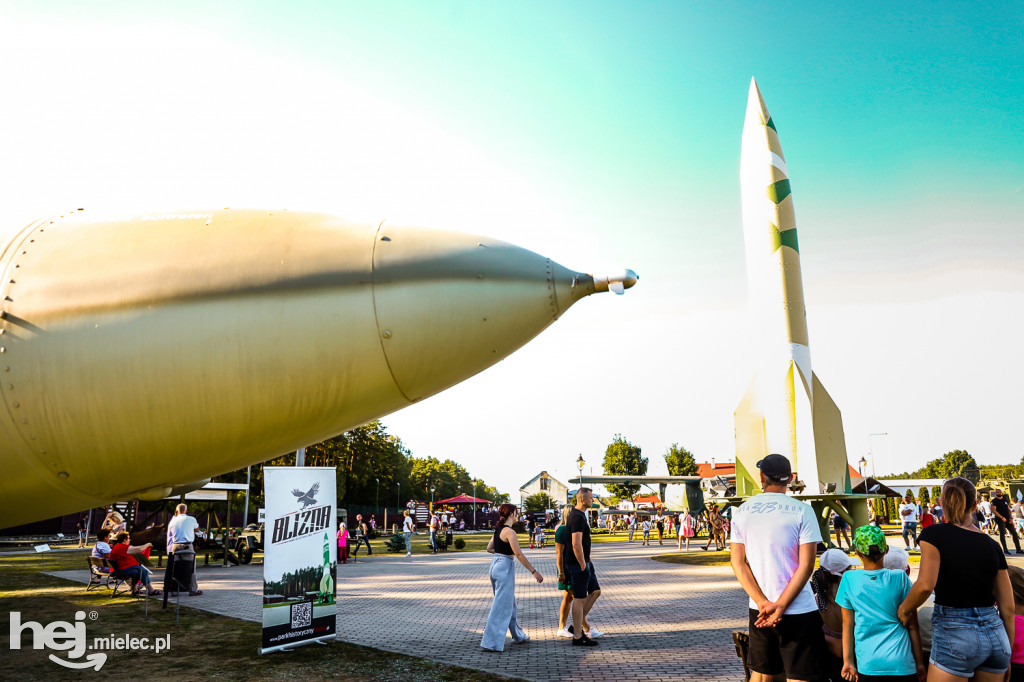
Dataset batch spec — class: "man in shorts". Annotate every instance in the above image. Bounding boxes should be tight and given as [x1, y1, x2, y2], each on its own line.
[564, 488, 601, 646]
[899, 492, 920, 550]
[730, 454, 827, 681]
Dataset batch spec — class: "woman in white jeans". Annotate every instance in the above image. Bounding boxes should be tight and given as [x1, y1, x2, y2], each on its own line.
[480, 504, 543, 652]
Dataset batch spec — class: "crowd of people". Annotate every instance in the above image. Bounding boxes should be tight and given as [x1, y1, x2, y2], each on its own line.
[89, 503, 205, 598]
[731, 454, 1020, 682]
[481, 487, 604, 651]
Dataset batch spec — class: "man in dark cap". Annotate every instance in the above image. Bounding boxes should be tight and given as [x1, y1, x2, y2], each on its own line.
[729, 454, 827, 682]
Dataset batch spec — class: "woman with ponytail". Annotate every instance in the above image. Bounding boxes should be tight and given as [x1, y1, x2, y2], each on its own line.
[480, 503, 543, 652]
[898, 477, 1013, 681]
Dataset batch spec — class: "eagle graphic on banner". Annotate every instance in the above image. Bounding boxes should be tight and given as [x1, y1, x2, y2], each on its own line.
[291, 482, 320, 509]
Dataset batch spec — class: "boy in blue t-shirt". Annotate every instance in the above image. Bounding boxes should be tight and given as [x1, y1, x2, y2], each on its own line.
[835, 525, 925, 681]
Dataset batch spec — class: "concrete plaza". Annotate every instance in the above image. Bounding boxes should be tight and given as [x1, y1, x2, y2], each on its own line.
[54, 540, 750, 681]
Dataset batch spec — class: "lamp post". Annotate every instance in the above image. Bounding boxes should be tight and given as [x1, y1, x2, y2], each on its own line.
[575, 454, 586, 510]
[430, 486, 435, 513]
[396, 481, 401, 509]
[868, 432, 888, 478]
[375, 477, 379, 516]
[473, 478, 478, 528]
[858, 456, 868, 477]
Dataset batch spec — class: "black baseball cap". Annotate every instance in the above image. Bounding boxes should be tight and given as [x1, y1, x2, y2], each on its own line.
[757, 454, 792, 479]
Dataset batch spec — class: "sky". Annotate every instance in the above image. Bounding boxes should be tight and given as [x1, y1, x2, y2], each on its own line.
[1, 2, 1021, 501]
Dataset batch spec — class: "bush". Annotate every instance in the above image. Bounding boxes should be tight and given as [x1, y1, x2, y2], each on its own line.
[453, 538, 466, 550]
[367, 529, 380, 540]
[385, 534, 406, 553]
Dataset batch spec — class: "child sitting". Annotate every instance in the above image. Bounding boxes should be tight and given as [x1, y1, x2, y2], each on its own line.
[836, 525, 924, 681]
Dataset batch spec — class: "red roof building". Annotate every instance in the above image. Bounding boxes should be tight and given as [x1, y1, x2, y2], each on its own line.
[697, 462, 736, 479]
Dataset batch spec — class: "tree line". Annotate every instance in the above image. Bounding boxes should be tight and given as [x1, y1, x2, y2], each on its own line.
[218, 421, 509, 516]
[879, 449, 1024, 484]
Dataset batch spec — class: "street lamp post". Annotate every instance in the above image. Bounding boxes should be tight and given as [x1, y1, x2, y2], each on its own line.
[868, 432, 888, 478]
[396, 481, 400, 510]
[473, 478, 478, 528]
[430, 486, 435, 513]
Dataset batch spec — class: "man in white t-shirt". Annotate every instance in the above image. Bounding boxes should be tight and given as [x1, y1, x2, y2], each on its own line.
[898, 492, 919, 551]
[730, 454, 826, 681]
[165, 503, 202, 596]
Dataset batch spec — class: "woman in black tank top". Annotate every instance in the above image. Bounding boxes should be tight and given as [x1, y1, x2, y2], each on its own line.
[899, 477, 1013, 679]
[492, 524, 514, 556]
[480, 504, 544, 652]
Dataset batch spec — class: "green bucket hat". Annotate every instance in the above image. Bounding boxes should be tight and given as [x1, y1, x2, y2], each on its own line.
[853, 525, 887, 555]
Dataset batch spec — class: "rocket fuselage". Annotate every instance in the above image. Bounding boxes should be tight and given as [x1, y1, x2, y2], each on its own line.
[0, 209, 621, 527]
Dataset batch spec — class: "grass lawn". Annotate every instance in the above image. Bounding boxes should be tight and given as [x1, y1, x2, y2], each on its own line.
[0, 548, 510, 681]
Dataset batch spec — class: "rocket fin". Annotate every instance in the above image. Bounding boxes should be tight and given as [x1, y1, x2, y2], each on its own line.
[734, 374, 768, 497]
[811, 372, 850, 494]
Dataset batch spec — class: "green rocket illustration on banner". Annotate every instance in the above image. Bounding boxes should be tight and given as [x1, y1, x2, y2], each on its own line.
[319, 532, 334, 604]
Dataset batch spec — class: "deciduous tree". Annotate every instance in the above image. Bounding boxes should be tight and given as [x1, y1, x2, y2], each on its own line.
[602, 434, 648, 500]
[664, 443, 698, 476]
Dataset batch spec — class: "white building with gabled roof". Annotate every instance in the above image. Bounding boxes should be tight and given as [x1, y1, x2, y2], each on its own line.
[519, 471, 570, 506]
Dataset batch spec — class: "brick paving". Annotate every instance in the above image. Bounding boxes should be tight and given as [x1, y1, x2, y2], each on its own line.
[53, 541, 750, 681]
[46, 529, 1024, 680]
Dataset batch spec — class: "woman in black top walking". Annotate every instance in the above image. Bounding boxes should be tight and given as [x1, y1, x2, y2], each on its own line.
[899, 477, 1013, 681]
[480, 503, 543, 652]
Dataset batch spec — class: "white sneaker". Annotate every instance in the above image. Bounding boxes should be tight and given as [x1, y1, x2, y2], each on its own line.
[405, 553, 412, 557]
[587, 627, 604, 638]
[557, 627, 573, 638]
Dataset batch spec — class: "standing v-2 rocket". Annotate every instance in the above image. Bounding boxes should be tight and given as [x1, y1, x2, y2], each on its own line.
[734, 78, 850, 496]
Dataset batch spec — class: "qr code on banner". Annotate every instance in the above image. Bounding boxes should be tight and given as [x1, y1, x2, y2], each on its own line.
[290, 601, 312, 628]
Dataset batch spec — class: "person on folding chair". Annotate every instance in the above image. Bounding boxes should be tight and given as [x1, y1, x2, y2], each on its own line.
[108, 532, 160, 597]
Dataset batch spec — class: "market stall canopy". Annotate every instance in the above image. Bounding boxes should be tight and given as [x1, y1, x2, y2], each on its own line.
[435, 494, 492, 505]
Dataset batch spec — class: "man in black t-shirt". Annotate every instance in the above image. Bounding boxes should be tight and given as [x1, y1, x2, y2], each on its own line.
[564, 488, 601, 646]
[990, 488, 1021, 555]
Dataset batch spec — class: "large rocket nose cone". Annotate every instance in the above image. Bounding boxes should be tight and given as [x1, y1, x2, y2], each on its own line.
[371, 224, 597, 401]
[745, 77, 771, 129]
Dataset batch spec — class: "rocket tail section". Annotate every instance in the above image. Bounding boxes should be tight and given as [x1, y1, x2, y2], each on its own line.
[735, 370, 850, 496]
[734, 375, 767, 497]
[810, 372, 850, 494]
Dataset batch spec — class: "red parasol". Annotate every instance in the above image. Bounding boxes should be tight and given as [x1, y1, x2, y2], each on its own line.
[435, 494, 492, 505]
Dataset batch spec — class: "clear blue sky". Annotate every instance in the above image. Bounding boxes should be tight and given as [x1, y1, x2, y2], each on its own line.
[2, 2, 1022, 498]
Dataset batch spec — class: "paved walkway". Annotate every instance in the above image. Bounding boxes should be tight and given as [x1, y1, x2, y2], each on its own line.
[53, 542, 750, 681]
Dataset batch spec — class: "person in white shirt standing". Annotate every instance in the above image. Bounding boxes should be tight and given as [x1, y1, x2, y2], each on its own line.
[978, 495, 994, 533]
[402, 509, 415, 557]
[730, 454, 826, 681]
[165, 503, 203, 596]
[899, 492, 920, 551]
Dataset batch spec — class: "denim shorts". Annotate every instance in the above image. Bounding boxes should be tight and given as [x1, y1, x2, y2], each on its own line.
[930, 604, 1010, 677]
